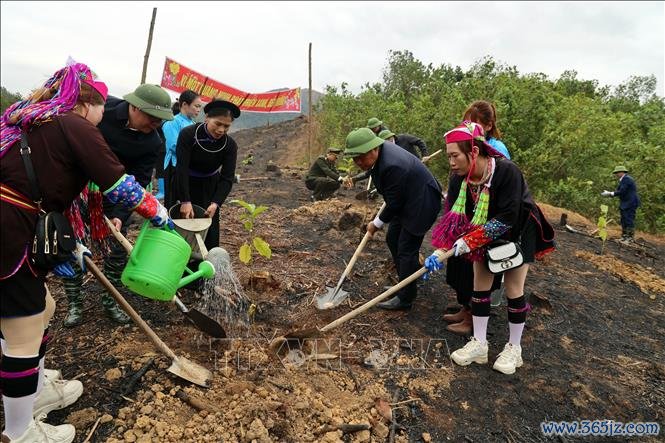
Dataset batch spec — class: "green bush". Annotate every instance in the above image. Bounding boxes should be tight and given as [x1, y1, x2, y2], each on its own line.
[316, 51, 665, 233]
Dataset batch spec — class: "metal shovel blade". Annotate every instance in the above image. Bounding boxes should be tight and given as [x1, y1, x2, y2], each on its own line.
[167, 356, 212, 388]
[185, 308, 227, 338]
[316, 286, 349, 310]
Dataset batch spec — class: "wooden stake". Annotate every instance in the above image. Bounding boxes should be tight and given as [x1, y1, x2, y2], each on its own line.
[308, 42, 312, 165]
[141, 8, 157, 84]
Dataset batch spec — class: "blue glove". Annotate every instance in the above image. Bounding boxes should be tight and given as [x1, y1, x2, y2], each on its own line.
[73, 242, 92, 272]
[150, 204, 175, 230]
[52, 262, 76, 278]
[423, 254, 444, 280]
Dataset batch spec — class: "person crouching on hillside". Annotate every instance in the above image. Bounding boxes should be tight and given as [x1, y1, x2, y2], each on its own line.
[305, 147, 347, 201]
[426, 121, 555, 374]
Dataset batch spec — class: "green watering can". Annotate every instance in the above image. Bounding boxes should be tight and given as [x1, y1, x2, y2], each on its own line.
[121, 222, 215, 301]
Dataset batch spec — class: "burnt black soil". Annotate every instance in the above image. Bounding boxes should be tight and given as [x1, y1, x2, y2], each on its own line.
[29, 117, 665, 442]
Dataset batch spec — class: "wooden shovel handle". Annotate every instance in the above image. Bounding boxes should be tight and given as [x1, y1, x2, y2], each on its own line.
[422, 149, 442, 163]
[84, 256, 177, 360]
[320, 249, 454, 333]
[104, 216, 134, 252]
[333, 202, 387, 289]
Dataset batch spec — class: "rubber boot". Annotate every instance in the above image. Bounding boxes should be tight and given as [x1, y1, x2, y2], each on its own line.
[63, 268, 84, 327]
[101, 293, 131, 324]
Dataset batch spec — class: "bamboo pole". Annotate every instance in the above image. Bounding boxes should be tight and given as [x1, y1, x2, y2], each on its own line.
[308, 42, 312, 164]
[141, 8, 157, 84]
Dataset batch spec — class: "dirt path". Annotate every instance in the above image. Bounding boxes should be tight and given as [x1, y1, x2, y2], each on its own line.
[30, 118, 665, 442]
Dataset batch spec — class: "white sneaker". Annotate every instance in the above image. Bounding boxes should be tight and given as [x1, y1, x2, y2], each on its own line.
[493, 343, 523, 374]
[43, 369, 62, 381]
[33, 377, 83, 418]
[451, 337, 488, 366]
[2, 416, 75, 443]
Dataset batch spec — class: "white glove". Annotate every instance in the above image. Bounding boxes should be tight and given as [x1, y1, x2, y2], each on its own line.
[452, 238, 471, 256]
[73, 242, 92, 272]
[150, 203, 175, 229]
[338, 176, 345, 183]
[601, 190, 613, 197]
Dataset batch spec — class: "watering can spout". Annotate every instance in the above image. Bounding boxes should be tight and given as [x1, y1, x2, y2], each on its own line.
[178, 261, 216, 289]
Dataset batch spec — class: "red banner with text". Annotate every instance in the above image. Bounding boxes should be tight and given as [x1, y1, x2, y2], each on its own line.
[160, 57, 301, 113]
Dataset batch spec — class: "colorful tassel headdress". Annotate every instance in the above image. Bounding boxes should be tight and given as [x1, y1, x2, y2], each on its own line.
[444, 120, 505, 159]
[431, 121, 499, 260]
[0, 59, 107, 158]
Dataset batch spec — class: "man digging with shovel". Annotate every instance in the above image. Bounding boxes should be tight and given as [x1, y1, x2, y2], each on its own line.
[343, 128, 442, 310]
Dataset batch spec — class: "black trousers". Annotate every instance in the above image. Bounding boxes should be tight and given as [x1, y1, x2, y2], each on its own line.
[385, 220, 425, 304]
[620, 207, 636, 230]
[305, 177, 340, 200]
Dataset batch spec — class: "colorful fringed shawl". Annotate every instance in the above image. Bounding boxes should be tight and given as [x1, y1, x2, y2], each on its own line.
[431, 157, 497, 261]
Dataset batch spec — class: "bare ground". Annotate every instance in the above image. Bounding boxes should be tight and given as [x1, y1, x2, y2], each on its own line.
[28, 118, 665, 442]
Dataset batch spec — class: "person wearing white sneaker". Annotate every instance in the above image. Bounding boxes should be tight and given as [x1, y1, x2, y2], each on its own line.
[429, 121, 555, 373]
[1, 61, 175, 443]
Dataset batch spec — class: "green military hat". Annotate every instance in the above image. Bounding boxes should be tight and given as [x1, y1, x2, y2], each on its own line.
[124, 84, 174, 121]
[378, 129, 395, 140]
[327, 147, 343, 154]
[344, 128, 384, 158]
[612, 165, 628, 174]
[367, 117, 383, 129]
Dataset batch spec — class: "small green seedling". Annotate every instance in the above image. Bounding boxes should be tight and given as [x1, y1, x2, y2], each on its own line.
[597, 204, 609, 254]
[230, 199, 272, 264]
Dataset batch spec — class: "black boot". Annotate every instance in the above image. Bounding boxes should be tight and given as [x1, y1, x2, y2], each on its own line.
[101, 293, 131, 324]
[63, 267, 84, 327]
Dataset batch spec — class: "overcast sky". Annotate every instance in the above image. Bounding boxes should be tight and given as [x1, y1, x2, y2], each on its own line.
[1, 1, 664, 99]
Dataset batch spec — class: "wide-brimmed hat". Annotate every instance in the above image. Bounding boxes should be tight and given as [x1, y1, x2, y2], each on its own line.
[378, 129, 395, 140]
[612, 165, 628, 174]
[367, 117, 382, 129]
[344, 128, 384, 158]
[204, 99, 241, 118]
[327, 147, 343, 154]
[124, 84, 174, 121]
[444, 121, 505, 158]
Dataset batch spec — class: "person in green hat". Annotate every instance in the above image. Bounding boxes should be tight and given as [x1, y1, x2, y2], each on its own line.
[378, 128, 429, 160]
[367, 117, 385, 135]
[61, 84, 175, 326]
[305, 147, 349, 201]
[345, 128, 442, 310]
[601, 165, 640, 241]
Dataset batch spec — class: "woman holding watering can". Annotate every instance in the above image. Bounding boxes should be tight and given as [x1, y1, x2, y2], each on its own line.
[425, 121, 554, 375]
[0, 61, 174, 442]
[173, 99, 241, 251]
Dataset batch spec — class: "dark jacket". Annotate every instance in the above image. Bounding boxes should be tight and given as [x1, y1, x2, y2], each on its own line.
[395, 134, 428, 159]
[614, 174, 640, 210]
[371, 142, 442, 235]
[98, 97, 164, 219]
[306, 155, 341, 181]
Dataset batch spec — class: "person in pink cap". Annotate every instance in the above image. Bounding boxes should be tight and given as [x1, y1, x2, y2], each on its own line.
[1, 61, 174, 442]
[424, 121, 555, 375]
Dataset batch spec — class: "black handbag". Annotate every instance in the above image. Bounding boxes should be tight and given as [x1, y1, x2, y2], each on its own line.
[19, 132, 76, 269]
